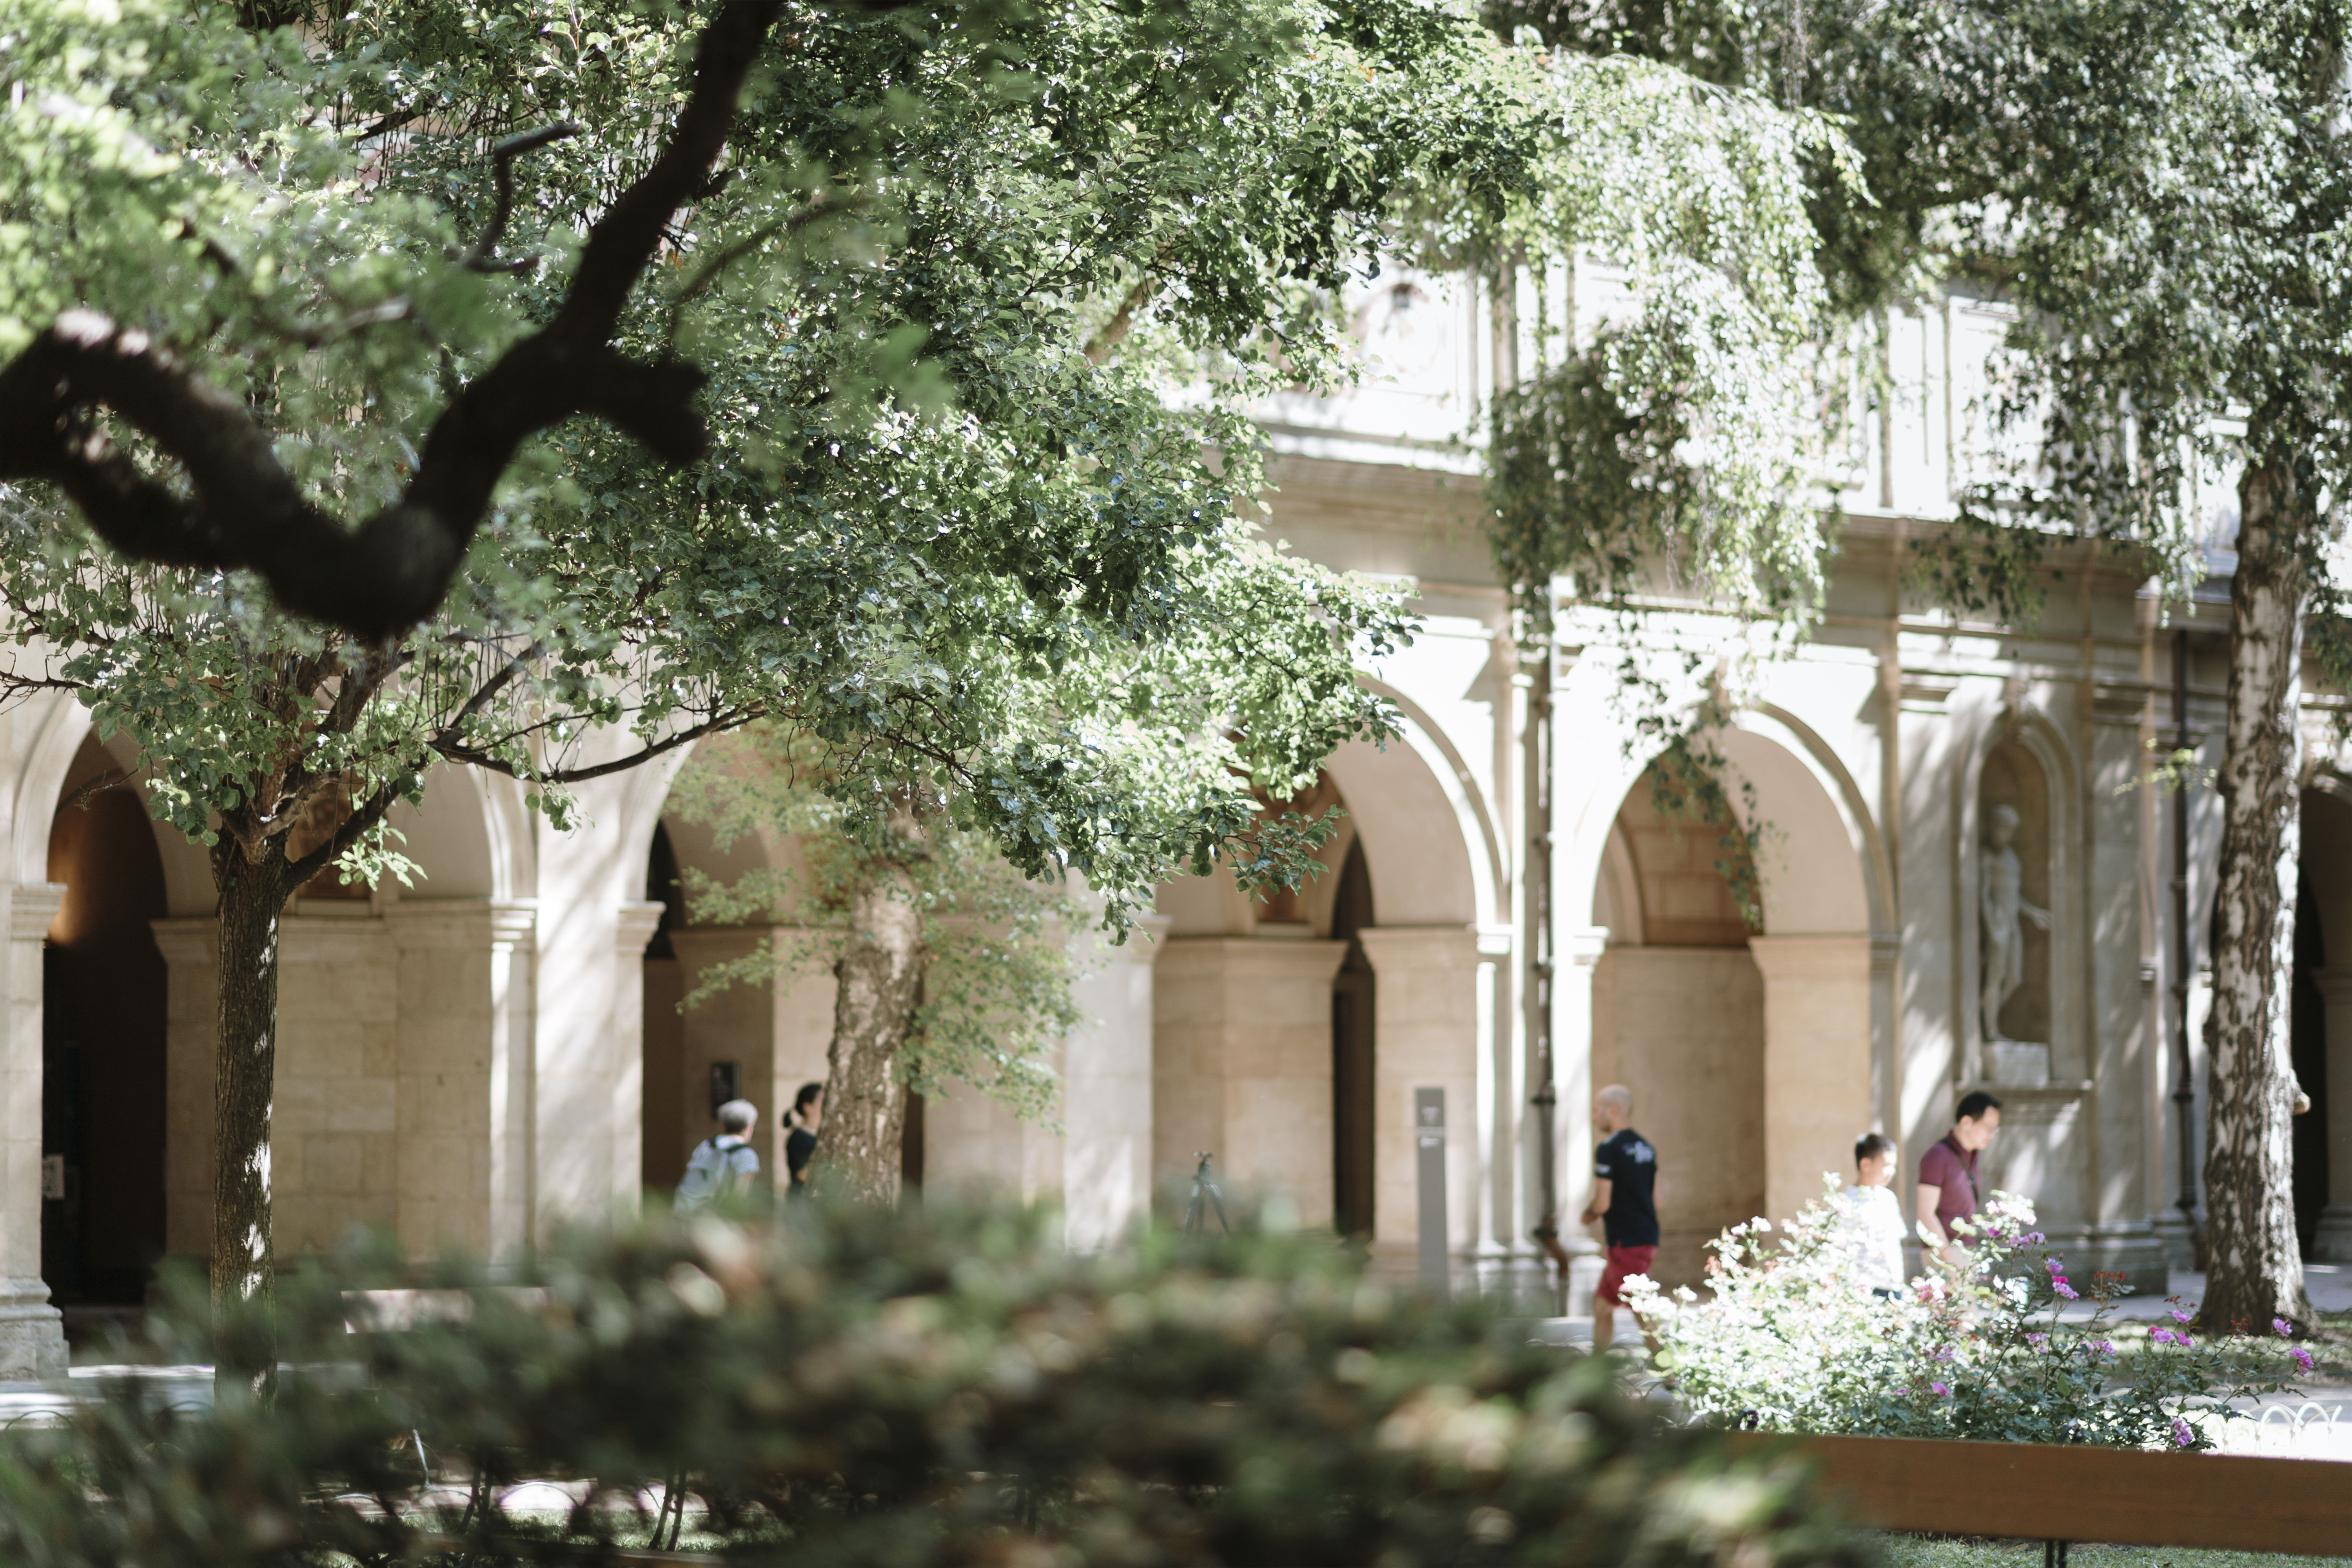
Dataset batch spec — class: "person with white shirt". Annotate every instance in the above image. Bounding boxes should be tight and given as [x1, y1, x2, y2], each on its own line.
[1834, 1132, 1910, 1297]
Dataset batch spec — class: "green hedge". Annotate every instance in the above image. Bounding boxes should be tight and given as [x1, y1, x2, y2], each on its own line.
[0, 1204, 1867, 1566]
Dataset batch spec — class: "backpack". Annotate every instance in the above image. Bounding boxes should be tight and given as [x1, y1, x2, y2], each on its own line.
[675, 1137, 753, 1213]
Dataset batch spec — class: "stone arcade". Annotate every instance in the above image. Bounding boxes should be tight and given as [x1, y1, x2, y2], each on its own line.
[0, 275, 2328, 1376]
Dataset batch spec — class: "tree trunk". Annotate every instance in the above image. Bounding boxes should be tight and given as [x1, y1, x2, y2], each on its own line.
[2200, 447, 2317, 1332]
[211, 840, 297, 1395]
[813, 862, 926, 1203]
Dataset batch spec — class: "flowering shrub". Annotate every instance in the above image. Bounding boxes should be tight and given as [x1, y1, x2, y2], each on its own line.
[1624, 1181, 2301, 1448]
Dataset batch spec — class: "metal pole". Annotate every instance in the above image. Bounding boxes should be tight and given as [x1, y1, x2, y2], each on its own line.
[2171, 626, 2201, 1258]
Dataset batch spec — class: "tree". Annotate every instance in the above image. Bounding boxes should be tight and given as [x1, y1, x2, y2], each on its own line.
[1486, 0, 2352, 1329]
[666, 727, 1089, 1198]
[0, 0, 1514, 1319]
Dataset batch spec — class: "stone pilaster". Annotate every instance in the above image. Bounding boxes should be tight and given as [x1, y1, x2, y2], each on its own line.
[610, 902, 666, 1214]
[151, 918, 217, 1263]
[1749, 933, 1874, 1227]
[1554, 927, 1608, 1314]
[1357, 926, 1483, 1284]
[0, 884, 66, 1379]
[1063, 915, 1168, 1251]
[1152, 936, 1347, 1225]
[385, 900, 535, 1260]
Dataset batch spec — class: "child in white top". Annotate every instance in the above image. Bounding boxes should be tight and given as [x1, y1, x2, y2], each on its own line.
[1834, 1132, 1910, 1296]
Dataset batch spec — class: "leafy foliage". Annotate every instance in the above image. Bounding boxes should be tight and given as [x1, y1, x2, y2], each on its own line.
[1629, 1185, 2304, 1449]
[0, 0, 1488, 927]
[664, 725, 1091, 1123]
[0, 1205, 1869, 1567]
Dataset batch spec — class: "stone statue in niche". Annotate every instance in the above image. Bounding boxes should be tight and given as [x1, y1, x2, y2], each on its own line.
[1980, 803, 2051, 1049]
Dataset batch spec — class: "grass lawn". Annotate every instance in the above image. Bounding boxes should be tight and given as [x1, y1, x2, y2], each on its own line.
[1884, 1538, 2350, 1568]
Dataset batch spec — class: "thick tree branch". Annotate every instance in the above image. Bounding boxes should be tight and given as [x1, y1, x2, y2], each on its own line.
[461, 122, 585, 272]
[283, 774, 408, 886]
[430, 707, 761, 784]
[0, 0, 784, 642]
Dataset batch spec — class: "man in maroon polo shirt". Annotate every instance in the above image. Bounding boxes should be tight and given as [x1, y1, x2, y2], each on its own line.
[1916, 1090, 2002, 1267]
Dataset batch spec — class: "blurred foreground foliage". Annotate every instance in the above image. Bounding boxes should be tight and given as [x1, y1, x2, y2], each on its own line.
[0, 1203, 1865, 1567]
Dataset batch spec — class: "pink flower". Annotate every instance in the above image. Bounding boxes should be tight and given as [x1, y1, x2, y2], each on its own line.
[2274, 1318, 2295, 1338]
[2053, 1280, 2079, 1301]
[2171, 1307, 2192, 1325]
[2292, 1348, 2316, 1374]
[2090, 1339, 2116, 1357]
[2045, 1258, 2065, 1275]
[2025, 1333, 2050, 1349]
[2152, 1327, 2182, 1347]
[1929, 1381, 1951, 1397]
[2172, 1418, 2195, 1448]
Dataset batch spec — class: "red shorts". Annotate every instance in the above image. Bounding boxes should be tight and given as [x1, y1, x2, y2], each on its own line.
[1596, 1244, 1657, 1306]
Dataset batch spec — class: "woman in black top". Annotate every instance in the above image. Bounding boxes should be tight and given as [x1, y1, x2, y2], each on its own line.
[784, 1081, 824, 1198]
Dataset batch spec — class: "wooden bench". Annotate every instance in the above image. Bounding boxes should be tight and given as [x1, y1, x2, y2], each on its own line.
[1728, 1432, 2352, 1558]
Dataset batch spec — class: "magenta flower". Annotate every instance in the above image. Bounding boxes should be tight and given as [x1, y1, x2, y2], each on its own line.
[2274, 1318, 2295, 1338]
[2152, 1327, 2181, 1347]
[2045, 1258, 2065, 1275]
[2171, 1418, 2195, 1448]
[2053, 1279, 2079, 1301]
[2171, 1307, 2193, 1325]
[2292, 1348, 2315, 1374]
[2024, 1231, 2045, 1245]
[1930, 1381, 1951, 1397]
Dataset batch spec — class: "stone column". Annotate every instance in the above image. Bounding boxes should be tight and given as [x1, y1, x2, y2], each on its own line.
[386, 900, 535, 1260]
[152, 918, 217, 1263]
[1063, 914, 1167, 1250]
[0, 884, 66, 1378]
[1152, 936, 1347, 1225]
[2313, 967, 2352, 1261]
[1358, 927, 1483, 1283]
[1749, 934, 1874, 1227]
[610, 902, 666, 1215]
[1554, 927, 1608, 1311]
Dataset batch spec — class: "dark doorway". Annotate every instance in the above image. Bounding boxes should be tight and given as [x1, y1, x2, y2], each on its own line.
[2294, 872, 2329, 1259]
[1331, 836, 1376, 1237]
[900, 1089, 925, 1192]
[642, 822, 688, 1192]
[44, 753, 169, 1303]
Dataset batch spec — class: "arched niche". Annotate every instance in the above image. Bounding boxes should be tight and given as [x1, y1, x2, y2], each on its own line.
[1976, 738, 2053, 1050]
[1953, 709, 2080, 1085]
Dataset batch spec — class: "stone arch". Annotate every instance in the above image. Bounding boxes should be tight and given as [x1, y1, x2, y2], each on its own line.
[42, 733, 171, 1303]
[1323, 682, 1499, 928]
[1568, 702, 1887, 1241]
[632, 734, 834, 1199]
[1587, 758, 1766, 1285]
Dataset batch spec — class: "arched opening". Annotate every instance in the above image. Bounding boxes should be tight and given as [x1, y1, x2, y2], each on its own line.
[2293, 867, 2327, 1258]
[641, 820, 688, 1192]
[1591, 759, 1764, 1286]
[44, 738, 169, 1304]
[2296, 786, 2352, 1262]
[1330, 835, 1376, 1237]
